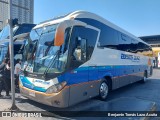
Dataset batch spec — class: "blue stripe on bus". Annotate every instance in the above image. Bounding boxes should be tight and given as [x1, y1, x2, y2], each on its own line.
[20, 65, 148, 92]
[20, 76, 32, 86]
[64, 65, 147, 85]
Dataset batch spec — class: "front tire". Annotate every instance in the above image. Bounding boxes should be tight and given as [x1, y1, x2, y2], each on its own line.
[99, 81, 109, 100]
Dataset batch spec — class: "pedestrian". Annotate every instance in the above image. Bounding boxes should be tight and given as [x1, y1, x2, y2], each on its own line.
[0, 58, 8, 97]
[2, 59, 11, 98]
[14, 59, 21, 89]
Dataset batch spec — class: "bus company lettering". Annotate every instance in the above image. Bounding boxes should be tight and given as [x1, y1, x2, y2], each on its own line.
[33, 79, 50, 85]
[121, 53, 140, 61]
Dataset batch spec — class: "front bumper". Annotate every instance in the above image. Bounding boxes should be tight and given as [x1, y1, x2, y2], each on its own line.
[19, 85, 70, 108]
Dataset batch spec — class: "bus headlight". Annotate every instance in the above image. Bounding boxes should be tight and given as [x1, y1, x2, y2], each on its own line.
[46, 81, 67, 94]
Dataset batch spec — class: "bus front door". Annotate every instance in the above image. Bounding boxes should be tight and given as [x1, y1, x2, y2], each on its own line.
[67, 25, 100, 106]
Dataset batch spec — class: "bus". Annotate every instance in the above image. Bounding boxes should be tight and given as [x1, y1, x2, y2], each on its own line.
[0, 23, 35, 64]
[19, 11, 153, 108]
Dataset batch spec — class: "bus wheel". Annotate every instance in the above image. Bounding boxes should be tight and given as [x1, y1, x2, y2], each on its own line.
[99, 81, 109, 100]
[141, 71, 148, 83]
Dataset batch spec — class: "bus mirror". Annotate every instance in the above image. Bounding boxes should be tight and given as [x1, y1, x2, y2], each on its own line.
[13, 33, 29, 41]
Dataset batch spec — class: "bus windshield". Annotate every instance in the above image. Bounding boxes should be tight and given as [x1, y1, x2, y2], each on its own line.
[21, 26, 44, 70]
[0, 44, 8, 63]
[0, 25, 18, 41]
[0, 42, 24, 64]
[23, 24, 69, 75]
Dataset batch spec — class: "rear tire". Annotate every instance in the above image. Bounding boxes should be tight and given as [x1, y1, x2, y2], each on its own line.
[141, 71, 147, 83]
[99, 81, 109, 100]
[150, 66, 153, 76]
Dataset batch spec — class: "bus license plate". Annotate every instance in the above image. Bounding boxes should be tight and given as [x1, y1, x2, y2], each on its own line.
[29, 91, 35, 97]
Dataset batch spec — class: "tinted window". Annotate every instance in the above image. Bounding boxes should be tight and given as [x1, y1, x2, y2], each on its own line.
[85, 28, 98, 59]
[131, 39, 138, 53]
[76, 18, 152, 56]
[68, 26, 98, 69]
[136, 42, 152, 56]
[118, 33, 131, 52]
[70, 26, 98, 61]
[98, 26, 119, 49]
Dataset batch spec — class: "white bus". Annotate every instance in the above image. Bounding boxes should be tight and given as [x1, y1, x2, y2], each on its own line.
[19, 11, 153, 108]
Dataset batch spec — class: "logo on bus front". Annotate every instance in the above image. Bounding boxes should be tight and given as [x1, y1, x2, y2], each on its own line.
[121, 53, 140, 62]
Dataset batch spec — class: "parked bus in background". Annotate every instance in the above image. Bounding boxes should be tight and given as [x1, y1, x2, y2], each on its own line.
[19, 11, 153, 108]
[0, 23, 35, 64]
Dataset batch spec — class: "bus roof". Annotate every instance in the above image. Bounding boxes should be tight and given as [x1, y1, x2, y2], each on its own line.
[33, 10, 149, 46]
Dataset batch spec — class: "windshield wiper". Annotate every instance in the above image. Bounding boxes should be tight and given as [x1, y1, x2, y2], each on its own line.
[43, 50, 60, 78]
